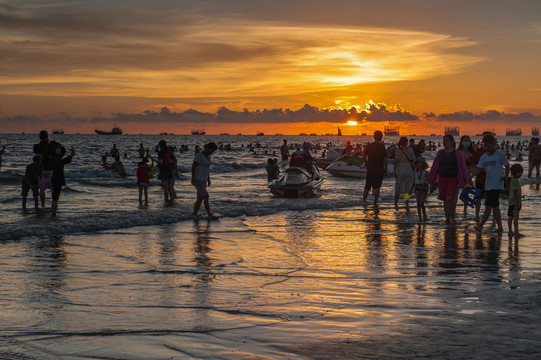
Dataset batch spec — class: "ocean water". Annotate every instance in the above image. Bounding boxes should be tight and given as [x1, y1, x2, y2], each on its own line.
[1, 134, 540, 359]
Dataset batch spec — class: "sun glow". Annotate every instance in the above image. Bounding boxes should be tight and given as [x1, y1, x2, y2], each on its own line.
[347, 120, 358, 125]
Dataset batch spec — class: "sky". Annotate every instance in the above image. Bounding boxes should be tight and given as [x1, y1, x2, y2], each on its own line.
[1, 0, 540, 135]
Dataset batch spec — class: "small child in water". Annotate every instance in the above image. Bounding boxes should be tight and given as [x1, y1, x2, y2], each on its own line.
[136, 157, 154, 205]
[410, 157, 429, 221]
[22, 155, 43, 210]
[507, 163, 524, 239]
[266, 158, 280, 181]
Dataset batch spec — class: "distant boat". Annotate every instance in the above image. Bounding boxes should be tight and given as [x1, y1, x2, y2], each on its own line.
[95, 125, 122, 135]
[532, 127, 539, 136]
[52, 128, 64, 134]
[256, 132, 264, 136]
[191, 129, 206, 135]
[506, 128, 522, 136]
[444, 127, 460, 136]
[384, 126, 400, 136]
[220, 133, 229, 135]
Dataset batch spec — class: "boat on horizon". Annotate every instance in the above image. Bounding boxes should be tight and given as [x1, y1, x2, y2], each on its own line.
[52, 128, 64, 134]
[191, 129, 206, 135]
[384, 126, 400, 136]
[532, 127, 539, 136]
[95, 126, 122, 135]
[444, 127, 460, 136]
[256, 132, 264, 136]
[506, 128, 522, 136]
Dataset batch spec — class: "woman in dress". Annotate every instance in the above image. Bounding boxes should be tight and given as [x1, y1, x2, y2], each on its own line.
[427, 135, 468, 223]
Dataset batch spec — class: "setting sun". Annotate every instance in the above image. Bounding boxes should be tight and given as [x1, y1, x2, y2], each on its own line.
[347, 120, 358, 126]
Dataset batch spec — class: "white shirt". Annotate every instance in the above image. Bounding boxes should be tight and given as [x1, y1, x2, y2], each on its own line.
[193, 151, 211, 181]
[476, 151, 509, 190]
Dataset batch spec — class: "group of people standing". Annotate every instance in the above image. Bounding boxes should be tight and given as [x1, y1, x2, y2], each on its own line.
[24, 130, 75, 216]
[361, 131, 524, 239]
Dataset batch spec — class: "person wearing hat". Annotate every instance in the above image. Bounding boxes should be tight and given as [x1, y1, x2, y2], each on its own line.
[33, 130, 53, 207]
[410, 156, 430, 221]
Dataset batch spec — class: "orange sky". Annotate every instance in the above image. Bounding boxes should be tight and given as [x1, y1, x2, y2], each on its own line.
[1, 0, 541, 135]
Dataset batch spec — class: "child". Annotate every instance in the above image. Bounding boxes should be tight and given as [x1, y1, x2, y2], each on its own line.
[410, 157, 429, 221]
[470, 134, 510, 233]
[22, 155, 43, 210]
[266, 158, 280, 181]
[136, 157, 154, 205]
[508, 164, 524, 239]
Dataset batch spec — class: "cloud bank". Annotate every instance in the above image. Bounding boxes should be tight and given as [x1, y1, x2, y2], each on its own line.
[2, 102, 540, 132]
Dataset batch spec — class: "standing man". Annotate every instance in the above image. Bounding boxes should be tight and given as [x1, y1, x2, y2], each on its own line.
[33, 130, 52, 207]
[362, 130, 388, 205]
[280, 139, 289, 161]
[528, 137, 541, 178]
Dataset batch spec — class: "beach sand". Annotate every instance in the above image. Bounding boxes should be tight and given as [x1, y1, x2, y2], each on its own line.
[2, 206, 541, 359]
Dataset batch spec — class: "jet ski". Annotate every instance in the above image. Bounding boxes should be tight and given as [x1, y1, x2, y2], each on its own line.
[326, 156, 394, 178]
[325, 155, 367, 178]
[268, 166, 324, 197]
[316, 146, 344, 169]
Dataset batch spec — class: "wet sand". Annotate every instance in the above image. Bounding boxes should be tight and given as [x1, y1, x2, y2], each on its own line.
[2, 205, 541, 359]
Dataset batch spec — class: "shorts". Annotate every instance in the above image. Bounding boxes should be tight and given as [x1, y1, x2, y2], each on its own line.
[138, 182, 149, 188]
[415, 183, 429, 198]
[507, 205, 520, 217]
[474, 182, 485, 199]
[281, 154, 289, 161]
[158, 168, 172, 180]
[194, 180, 208, 198]
[41, 170, 53, 190]
[22, 182, 39, 198]
[484, 189, 501, 207]
[364, 170, 384, 190]
[437, 176, 458, 201]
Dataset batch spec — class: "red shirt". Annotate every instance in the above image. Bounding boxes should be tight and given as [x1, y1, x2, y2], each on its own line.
[137, 164, 151, 184]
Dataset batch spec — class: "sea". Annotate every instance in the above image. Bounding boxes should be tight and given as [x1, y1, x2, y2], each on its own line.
[1, 133, 540, 359]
